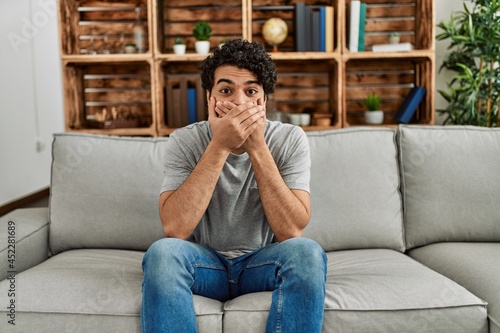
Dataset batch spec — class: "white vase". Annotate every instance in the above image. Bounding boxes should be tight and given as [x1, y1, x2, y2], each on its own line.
[195, 41, 210, 54]
[364, 111, 384, 124]
[173, 44, 186, 55]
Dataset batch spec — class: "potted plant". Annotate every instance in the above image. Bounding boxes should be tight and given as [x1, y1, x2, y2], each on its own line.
[193, 21, 212, 54]
[388, 32, 400, 44]
[173, 37, 186, 55]
[437, 0, 500, 127]
[364, 91, 384, 124]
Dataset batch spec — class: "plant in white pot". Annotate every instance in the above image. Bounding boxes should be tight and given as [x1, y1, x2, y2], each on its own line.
[173, 37, 186, 55]
[364, 92, 384, 124]
[193, 21, 212, 54]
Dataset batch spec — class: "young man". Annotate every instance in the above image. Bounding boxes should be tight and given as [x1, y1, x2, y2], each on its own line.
[141, 39, 327, 333]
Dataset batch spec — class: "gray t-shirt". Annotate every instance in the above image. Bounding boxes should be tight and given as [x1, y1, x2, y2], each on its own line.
[161, 120, 311, 258]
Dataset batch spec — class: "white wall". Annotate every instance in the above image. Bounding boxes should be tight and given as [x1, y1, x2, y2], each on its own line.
[0, 0, 465, 205]
[434, 0, 467, 124]
[0, 0, 64, 206]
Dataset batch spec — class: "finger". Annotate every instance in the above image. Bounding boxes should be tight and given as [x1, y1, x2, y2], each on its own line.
[207, 97, 217, 119]
[241, 108, 265, 130]
[215, 101, 235, 117]
[217, 101, 241, 117]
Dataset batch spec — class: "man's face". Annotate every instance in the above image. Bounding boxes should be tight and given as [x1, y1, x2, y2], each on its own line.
[207, 65, 265, 106]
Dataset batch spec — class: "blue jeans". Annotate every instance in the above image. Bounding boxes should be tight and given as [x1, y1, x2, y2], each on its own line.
[141, 237, 327, 333]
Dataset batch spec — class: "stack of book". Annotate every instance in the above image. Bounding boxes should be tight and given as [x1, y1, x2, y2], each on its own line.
[348, 0, 415, 53]
[348, 0, 367, 52]
[295, 2, 334, 52]
[165, 78, 205, 128]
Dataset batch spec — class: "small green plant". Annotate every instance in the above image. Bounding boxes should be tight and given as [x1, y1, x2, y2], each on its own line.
[364, 92, 382, 111]
[174, 37, 184, 45]
[193, 21, 212, 41]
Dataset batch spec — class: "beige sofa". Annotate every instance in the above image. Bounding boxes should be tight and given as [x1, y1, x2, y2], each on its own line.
[0, 125, 499, 332]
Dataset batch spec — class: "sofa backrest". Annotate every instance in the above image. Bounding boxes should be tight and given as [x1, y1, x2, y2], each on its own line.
[49, 133, 167, 255]
[398, 125, 500, 250]
[304, 128, 405, 252]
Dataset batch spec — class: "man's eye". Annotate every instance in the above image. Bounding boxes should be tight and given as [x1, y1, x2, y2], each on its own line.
[220, 88, 231, 94]
[247, 88, 258, 95]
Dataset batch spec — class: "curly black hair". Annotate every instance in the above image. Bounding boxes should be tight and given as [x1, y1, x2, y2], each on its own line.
[199, 39, 277, 96]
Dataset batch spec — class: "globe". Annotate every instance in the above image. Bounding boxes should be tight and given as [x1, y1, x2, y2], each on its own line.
[262, 18, 288, 52]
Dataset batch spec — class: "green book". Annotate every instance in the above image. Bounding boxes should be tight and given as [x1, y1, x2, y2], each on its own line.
[358, 2, 367, 51]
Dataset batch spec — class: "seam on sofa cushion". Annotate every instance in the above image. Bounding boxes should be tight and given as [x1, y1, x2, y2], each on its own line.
[0, 216, 49, 252]
[396, 125, 408, 251]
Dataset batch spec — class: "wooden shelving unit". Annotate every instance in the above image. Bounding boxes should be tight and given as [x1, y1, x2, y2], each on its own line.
[58, 0, 434, 136]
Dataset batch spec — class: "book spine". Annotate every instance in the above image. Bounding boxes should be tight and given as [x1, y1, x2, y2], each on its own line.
[187, 87, 197, 124]
[165, 81, 176, 128]
[371, 42, 414, 52]
[304, 5, 312, 51]
[325, 6, 334, 52]
[395, 86, 426, 123]
[358, 2, 367, 52]
[348, 0, 360, 53]
[311, 8, 321, 52]
[319, 6, 326, 52]
[295, 2, 306, 52]
[179, 79, 188, 127]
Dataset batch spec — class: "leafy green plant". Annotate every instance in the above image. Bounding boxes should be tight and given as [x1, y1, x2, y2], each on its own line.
[437, 0, 500, 127]
[174, 37, 184, 45]
[193, 21, 212, 41]
[364, 92, 382, 111]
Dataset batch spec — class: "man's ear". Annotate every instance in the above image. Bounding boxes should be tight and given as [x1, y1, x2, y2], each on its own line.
[206, 90, 211, 104]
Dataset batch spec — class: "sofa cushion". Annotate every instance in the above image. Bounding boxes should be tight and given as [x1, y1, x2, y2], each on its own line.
[0, 208, 49, 281]
[409, 243, 500, 333]
[398, 125, 500, 249]
[304, 128, 404, 252]
[0, 249, 223, 333]
[222, 249, 488, 332]
[49, 133, 167, 254]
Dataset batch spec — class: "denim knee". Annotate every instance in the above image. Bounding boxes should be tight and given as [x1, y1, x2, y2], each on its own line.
[142, 238, 189, 274]
[280, 238, 327, 280]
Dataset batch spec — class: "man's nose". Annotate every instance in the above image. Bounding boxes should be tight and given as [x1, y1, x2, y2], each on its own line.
[232, 90, 246, 105]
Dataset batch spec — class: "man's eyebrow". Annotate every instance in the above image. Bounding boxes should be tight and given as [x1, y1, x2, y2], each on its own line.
[216, 78, 260, 86]
[216, 78, 234, 85]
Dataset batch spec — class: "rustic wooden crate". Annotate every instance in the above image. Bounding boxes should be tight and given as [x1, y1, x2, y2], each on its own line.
[251, 0, 339, 53]
[343, 0, 434, 51]
[59, 0, 150, 55]
[156, 61, 205, 135]
[343, 56, 434, 126]
[157, 0, 244, 54]
[273, 59, 341, 128]
[62, 61, 155, 135]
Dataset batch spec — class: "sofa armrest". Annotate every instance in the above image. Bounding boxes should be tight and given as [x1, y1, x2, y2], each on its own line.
[0, 208, 50, 281]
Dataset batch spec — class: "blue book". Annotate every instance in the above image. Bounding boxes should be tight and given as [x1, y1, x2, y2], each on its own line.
[358, 3, 367, 51]
[395, 86, 426, 123]
[319, 6, 326, 52]
[187, 87, 197, 124]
